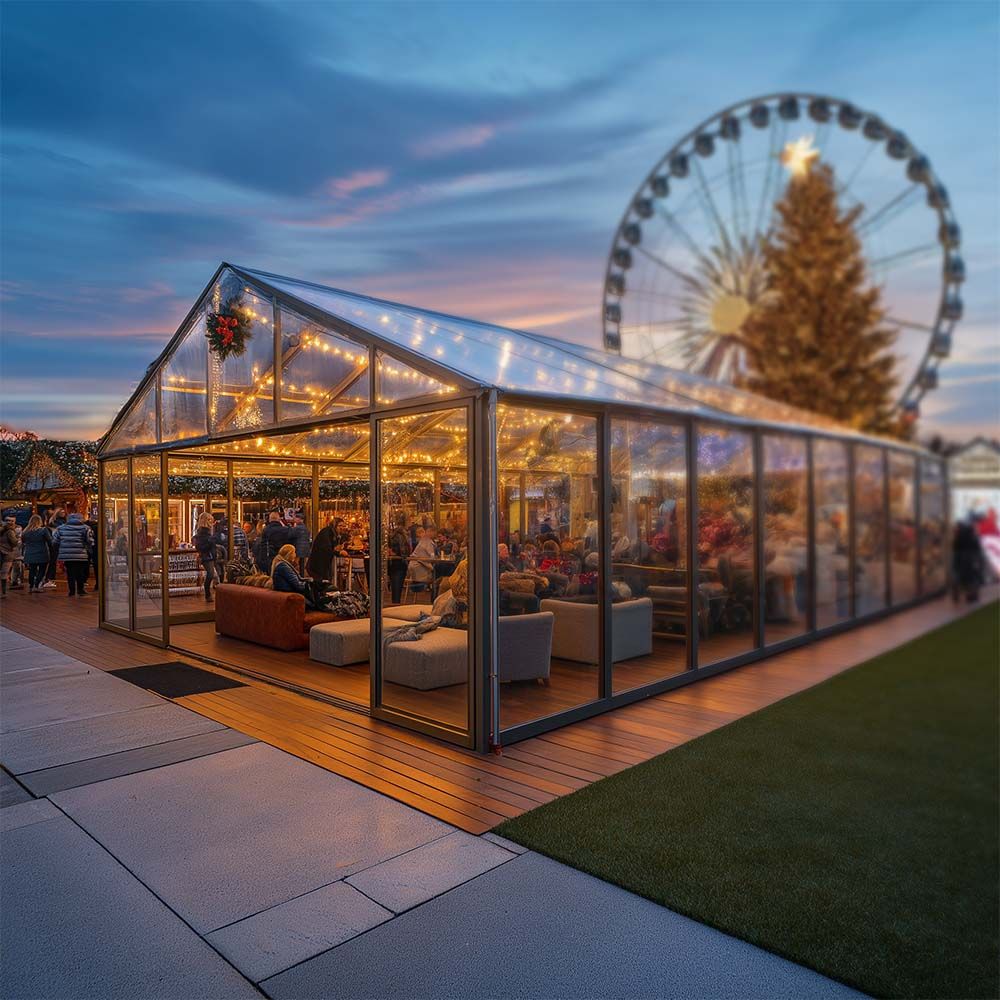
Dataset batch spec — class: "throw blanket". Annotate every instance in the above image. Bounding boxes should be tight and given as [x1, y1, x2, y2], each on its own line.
[384, 614, 441, 645]
[326, 591, 370, 619]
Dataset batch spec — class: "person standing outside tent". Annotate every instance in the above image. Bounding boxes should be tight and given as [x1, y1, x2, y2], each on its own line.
[21, 515, 53, 593]
[42, 507, 66, 588]
[53, 512, 94, 597]
[8, 520, 25, 590]
[951, 518, 985, 603]
[0, 517, 19, 597]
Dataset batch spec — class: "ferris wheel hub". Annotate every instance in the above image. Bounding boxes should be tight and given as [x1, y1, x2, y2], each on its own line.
[710, 293, 752, 336]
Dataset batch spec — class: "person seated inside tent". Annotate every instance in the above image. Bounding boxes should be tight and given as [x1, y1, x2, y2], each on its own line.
[408, 527, 438, 595]
[271, 543, 330, 611]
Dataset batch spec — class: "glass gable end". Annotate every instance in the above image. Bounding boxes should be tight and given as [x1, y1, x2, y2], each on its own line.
[104, 380, 157, 452]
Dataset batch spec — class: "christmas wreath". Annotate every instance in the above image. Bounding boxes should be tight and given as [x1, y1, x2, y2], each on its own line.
[207, 296, 253, 360]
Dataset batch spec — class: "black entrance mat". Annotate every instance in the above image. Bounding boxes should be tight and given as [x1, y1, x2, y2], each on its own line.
[110, 662, 246, 698]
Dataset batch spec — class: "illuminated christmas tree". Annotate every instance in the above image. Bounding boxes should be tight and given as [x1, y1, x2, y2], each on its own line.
[739, 153, 901, 436]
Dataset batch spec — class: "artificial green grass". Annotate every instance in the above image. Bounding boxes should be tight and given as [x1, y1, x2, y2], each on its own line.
[497, 602, 1000, 999]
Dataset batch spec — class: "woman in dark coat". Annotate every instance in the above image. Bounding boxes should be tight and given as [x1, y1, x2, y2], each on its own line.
[952, 520, 984, 603]
[21, 515, 53, 593]
[193, 512, 218, 601]
[272, 544, 329, 610]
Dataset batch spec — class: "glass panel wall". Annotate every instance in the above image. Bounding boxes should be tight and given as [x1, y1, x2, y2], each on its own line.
[919, 459, 947, 594]
[762, 435, 809, 645]
[166, 457, 229, 615]
[233, 461, 313, 572]
[378, 407, 471, 737]
[132, 454, 163, 640]
[278, 307, 369, 423]
[697, 426, 755, 666]
[496, 405, 600, 730]
[318, 463, 370, 593]
[161, 314, 208, 442]
[812, 439, 851, 628]
[209, 273, 275, 433]
[610, 418, 687, 692]
[102, 459, 130, 628]
[889, 452, 918, 605]
[854, 445, 888, 616]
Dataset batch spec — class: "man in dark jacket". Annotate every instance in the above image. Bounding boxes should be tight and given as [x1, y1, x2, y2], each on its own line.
[53, 513, 94, 597]
[255, 511, 290, 573]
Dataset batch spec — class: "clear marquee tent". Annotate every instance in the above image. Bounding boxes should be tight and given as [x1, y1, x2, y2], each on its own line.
[98, 263, 948, 751]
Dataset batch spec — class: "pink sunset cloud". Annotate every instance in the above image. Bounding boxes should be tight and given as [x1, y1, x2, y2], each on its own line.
[325, 168, 391, 198]
[410, 124, 496, 159]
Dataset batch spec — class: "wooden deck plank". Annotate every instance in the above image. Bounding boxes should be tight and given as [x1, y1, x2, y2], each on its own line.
[2, 585, 986, 836]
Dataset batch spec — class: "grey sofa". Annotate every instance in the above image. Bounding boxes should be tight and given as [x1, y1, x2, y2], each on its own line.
[540, 597, 653, 664]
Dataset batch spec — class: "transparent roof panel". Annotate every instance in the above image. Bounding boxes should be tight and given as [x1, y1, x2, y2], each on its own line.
[527, 333, 858, 435]
[237, 268, 717, 412]
[187, 423, 370, 464]
[104, 379, 156, 452]
[278, 306, 369, 422]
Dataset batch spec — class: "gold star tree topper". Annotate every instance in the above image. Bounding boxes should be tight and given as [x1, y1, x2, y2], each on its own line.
[780, 135, 820, 177]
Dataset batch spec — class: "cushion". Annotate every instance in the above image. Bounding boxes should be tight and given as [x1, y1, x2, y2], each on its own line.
[310, 618, 371, 666]
[383, 627, 468, 690]
[385, 603, 435, 622]
[431, 590, 456, 617]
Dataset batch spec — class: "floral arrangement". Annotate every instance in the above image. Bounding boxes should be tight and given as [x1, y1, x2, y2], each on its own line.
[207, 295, 253, 360]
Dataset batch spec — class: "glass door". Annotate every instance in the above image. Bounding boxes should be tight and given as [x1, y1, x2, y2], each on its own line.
[132, 454, 165, 642]
[373, 405, 474, 745]
[167, 456, 229, 621]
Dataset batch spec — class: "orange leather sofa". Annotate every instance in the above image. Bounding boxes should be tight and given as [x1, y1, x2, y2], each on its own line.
[215, 584, 343, 651]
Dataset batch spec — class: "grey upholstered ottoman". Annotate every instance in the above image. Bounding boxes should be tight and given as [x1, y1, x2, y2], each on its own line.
[309, 618, 371, 666]
[383, 627, 468, 690]
[382, 603, 434, 622]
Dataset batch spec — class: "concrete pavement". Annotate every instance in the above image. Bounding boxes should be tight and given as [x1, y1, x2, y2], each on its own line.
[0, 625, 862, 999]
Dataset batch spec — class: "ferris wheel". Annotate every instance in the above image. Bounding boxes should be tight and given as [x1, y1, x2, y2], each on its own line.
[602, 93, 964, 418]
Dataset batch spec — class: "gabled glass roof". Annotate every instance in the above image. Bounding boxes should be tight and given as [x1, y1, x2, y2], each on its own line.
[237, 267, 720, 416]
[101, 262, 920, 457]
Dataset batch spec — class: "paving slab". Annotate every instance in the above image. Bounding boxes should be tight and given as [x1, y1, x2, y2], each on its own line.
[264, 852, 862, 1000]
[2, 701, 224, 774]
[0, 627, 44, 652]
[208, 880, 392, 982]
[20, 728, 259, 796]
[0, 798, 61, 832]
[1, 648, 94, 683]
[346, 830, 515, 913]
[53, 742, 454, 933]
[2, 813, 261, 1000]
[0, 667, 163, 733]
[1, 769, 32, 808]
[481, 831, 529, 854]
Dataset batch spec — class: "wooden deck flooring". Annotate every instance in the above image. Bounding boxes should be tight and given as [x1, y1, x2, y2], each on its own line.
[1, 585, 987, 834]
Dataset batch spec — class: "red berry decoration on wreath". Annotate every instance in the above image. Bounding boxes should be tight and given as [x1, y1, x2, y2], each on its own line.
[207, 295, 253, 360]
